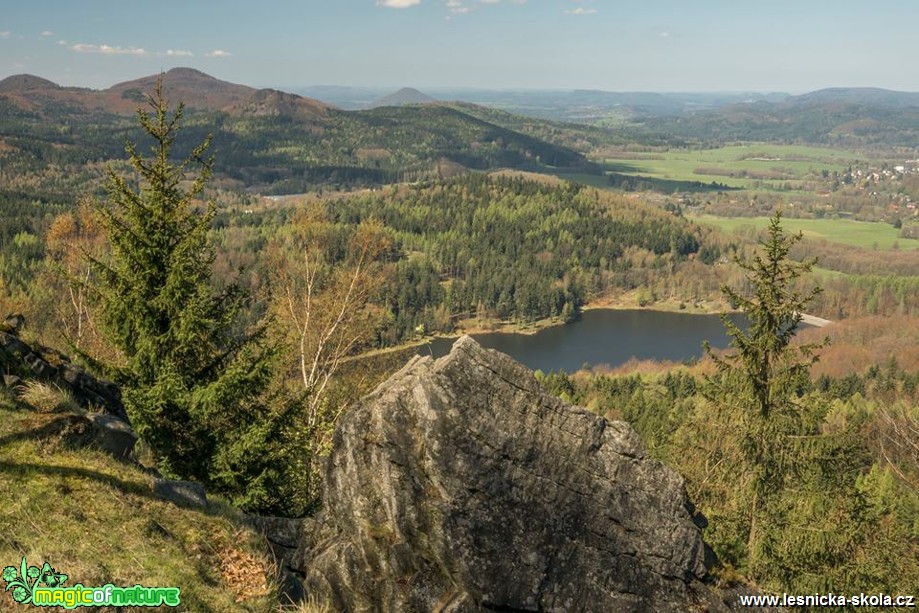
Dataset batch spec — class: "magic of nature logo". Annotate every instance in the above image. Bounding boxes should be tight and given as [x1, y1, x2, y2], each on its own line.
[2, 557, 180, 609]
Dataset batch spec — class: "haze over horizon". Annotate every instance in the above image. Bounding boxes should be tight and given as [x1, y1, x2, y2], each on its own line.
[2, 0, 917, 93]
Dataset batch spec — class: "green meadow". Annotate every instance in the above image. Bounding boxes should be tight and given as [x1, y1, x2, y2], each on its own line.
[695, 214, 919, 251]
[598, 144, 873, 192]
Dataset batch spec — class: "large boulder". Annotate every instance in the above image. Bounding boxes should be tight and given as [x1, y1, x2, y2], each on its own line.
[303, 336, 758, 612]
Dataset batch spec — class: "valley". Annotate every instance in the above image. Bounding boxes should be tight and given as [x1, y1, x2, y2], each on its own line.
[2, 54, 919, 610]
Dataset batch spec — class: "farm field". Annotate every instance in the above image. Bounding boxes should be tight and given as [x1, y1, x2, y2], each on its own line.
[694, 214, 919, 251]
[597, 144, 882, 191]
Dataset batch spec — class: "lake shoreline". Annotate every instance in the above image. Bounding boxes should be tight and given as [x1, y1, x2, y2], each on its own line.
[420, 308, 751, 373]
[444, 292, 729, 339]
[356, 292, 831, 367]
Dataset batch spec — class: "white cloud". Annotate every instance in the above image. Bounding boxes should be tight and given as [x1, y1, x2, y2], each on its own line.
[205, 49, 231, 58]
[40, 30, 53, 37]
[0, 31, 11, 39]
[659, 32, 670, 37]
[480, 0, 500, 4]
[377, 0, 421, 7]
[71, 43, 148, 56]
[165, 49, 194, 57]
[565, 7, 597, 14]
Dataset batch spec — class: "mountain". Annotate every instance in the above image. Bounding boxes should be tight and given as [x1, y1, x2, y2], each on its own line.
[370, 87, 436, 108]
[784, 87, 919, 109]
[0, 69, 595, 198]
[102, 67, 257, 112]
[0, 67, 332, 117]
[629, 86, 919, 146]
[0, 74, 61, 93]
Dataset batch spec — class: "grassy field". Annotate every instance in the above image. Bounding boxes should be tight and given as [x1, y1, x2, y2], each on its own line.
[596, 144, 879, 192]
[695, 214, 919, 251]
[0, 385, 279, 612]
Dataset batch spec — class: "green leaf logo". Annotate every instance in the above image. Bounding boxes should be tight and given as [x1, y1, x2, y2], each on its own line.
[38, 562, 67, 588]
[1, 557, 66, 605]
[0, 557, 34, 604]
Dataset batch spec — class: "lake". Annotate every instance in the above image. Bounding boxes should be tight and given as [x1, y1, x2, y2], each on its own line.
[417, 309, 747, 373]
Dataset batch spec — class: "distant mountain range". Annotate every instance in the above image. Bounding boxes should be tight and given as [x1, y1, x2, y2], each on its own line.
[2, 67, 918, 198]
[5, 69, 918, 122]
[782, 87, 919, 109]
[0, 68, 596, 197]
[632, 87, 919, 146]
[0, 67, 332, 118]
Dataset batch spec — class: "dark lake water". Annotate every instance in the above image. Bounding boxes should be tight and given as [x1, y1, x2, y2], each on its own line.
[417, 309, 748, 373]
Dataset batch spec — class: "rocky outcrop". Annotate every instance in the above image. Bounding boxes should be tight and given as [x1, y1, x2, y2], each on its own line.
[302, 336, 761, 612]
[0, 314, 136, 459]
[0, 314, 128, 421]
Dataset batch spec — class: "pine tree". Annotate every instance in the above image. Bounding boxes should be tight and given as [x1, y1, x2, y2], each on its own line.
[87, 80, 280, 491]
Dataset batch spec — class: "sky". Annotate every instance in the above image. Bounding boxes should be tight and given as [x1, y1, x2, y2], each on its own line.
[1, 0, 917, 93]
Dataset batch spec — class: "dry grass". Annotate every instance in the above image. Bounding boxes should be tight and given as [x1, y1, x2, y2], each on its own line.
[282, 595, 334, 613]
[16, 380, 81, 414]
[798, 315, 919, 377]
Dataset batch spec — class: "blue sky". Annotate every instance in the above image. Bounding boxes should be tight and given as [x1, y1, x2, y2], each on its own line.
[1, 0, 916, 92]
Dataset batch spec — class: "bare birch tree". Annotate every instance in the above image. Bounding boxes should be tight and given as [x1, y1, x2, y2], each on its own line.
[270, 204, 390, 501]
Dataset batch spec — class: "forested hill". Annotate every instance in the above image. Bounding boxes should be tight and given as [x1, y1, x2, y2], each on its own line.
[634, 87, 919, 146]
[320, 174, 702, 341]
[0, 69, 597, 204]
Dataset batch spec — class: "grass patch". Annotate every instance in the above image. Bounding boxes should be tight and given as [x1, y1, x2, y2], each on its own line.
[0, 387, 279, 612]
[16, 381, 81, 414]
[596, 144, 884, 192]
[694, 214, 919, 252]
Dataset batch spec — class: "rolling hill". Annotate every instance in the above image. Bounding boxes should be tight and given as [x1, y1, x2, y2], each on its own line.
[629, 87, 919, 146]
[0, 68, 596, 201]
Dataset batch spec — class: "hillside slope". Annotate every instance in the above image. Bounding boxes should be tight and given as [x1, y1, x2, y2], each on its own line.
[0, 324, 280, 612]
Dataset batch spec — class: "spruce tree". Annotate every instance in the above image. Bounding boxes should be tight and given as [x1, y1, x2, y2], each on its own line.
[707, 211, 824, 419]
[704, 210, 827, 579]
[88, 80, 277, 488]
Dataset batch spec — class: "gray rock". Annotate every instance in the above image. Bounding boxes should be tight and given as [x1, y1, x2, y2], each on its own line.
[0, 327, 128, 422]
[32, 413, 137, 462]
[250, 515, 304, 550]
[2, 313, 25, 334]
[86, 413, 137, 460]
[302, 336, 756, 612]
[152, 479, 208, 509]
[248, 515, 314, 604]
[3, 374, 21, 388]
